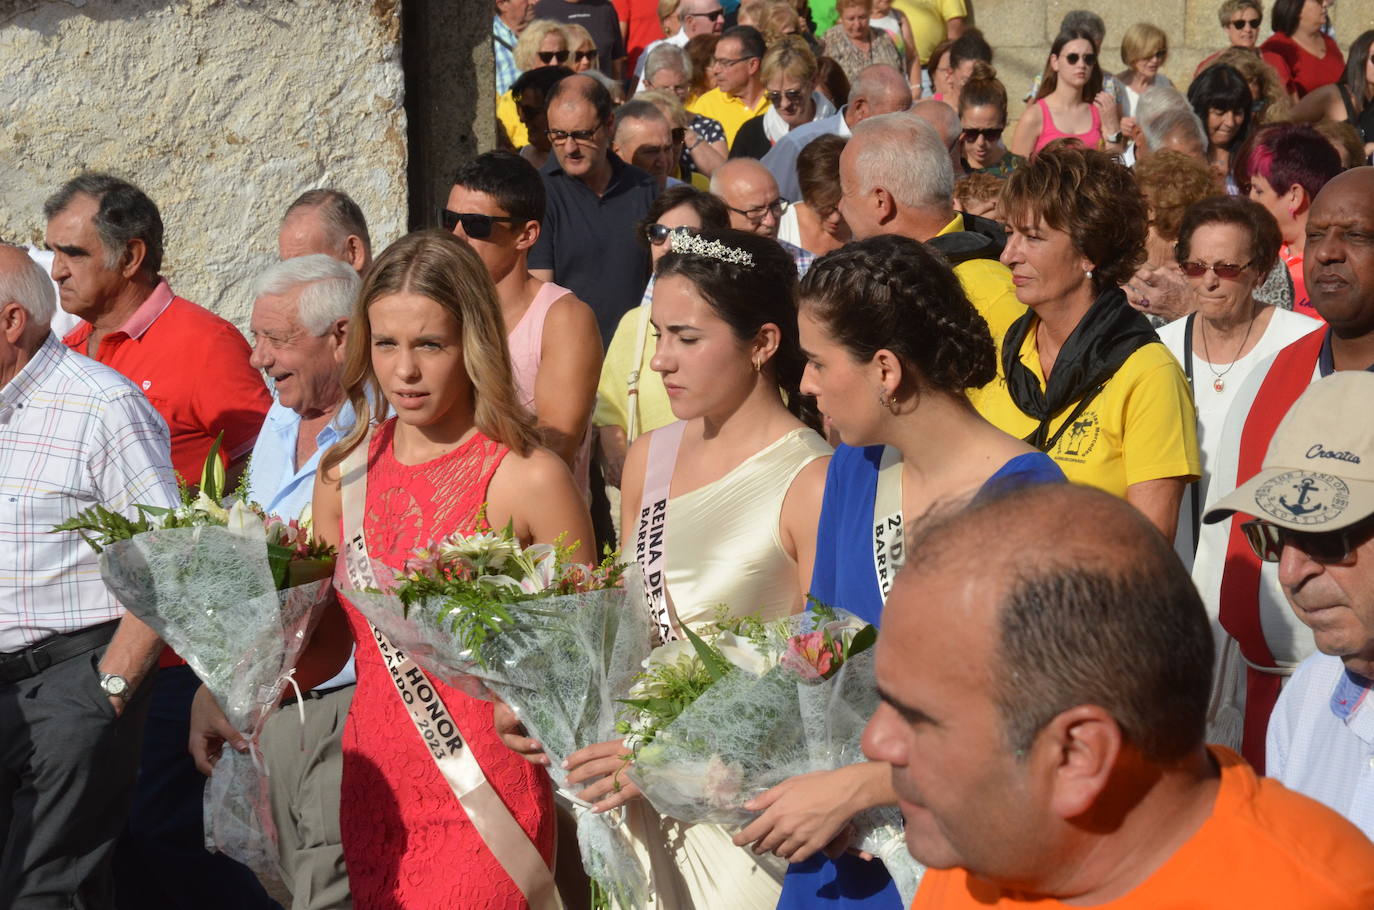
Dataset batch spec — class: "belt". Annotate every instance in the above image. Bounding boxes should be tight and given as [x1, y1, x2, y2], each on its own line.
[281, 682, 352, 709]
[0, 619, 120, 686]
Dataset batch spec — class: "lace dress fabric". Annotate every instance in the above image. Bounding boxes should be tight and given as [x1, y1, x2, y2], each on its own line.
[338, 419, 555, 908]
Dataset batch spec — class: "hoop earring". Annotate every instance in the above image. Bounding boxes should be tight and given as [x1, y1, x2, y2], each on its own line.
[752, 357, 762, 373]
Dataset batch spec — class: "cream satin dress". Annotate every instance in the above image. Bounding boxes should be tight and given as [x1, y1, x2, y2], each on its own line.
[623, 426, 833, 909]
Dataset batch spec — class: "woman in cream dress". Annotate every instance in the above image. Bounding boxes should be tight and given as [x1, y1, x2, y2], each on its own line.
[565, 228, 831, 907]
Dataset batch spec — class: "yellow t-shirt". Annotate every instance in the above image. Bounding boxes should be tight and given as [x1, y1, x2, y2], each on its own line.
[497, 89, 529, 149]
[937, 214, 1026, 349]
[594, 302, 677, 437]
[971, 328, 1200, 498]
[892, 0, 967, 64]
[686, 88, 771, 148]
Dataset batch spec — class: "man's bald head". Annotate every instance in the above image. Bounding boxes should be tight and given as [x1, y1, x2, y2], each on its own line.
[912, 99, 964, 175]
[896, 484, 1214, 761]
[711, 158, 784, 237]
[1306, 166, 1374, 336]
[848, 65, 913, 126]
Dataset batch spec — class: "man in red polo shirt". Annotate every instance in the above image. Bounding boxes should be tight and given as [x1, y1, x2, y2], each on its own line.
[43, 173, 275, 910]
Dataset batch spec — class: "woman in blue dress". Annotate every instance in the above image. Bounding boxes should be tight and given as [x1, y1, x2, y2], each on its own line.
[731, 234, 1066, 908]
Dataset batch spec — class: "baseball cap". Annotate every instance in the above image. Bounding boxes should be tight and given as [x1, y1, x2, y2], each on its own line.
[1204, 371, 1374, 531]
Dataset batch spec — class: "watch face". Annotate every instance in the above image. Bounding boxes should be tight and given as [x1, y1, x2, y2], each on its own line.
[102, 674, 129, 696]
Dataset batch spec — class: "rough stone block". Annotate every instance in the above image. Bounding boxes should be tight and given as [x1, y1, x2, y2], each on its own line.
[1, 0, 407, 330]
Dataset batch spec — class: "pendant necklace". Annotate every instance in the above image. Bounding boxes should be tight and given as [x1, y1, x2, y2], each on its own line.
[1198, 312, 1255, 393]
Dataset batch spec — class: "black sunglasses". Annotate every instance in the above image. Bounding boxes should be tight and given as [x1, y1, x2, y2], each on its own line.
[645, 223, 696, 245]
[961, 126, 1004, 143]
[1063, 52, 1097, 66]
[573, 50, 597, 63]
[765, 89, 808, 106]
[439, 208, 523, 239]
[686, 8, 724, 20]
[538, 50, 570, 64]
[1230, 16, 1262, 27]
[1242, 515, 1374, 565]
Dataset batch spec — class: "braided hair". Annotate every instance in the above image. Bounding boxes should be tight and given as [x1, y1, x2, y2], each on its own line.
[798, 234, 996, 396]
[656, 229, 819, 429]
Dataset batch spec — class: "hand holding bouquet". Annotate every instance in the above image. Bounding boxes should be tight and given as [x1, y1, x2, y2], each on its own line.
[620, 607, 924, 904]
[342, 520, 653, 909]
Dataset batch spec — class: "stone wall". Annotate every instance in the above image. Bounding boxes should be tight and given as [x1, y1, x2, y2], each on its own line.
[1, 0, 410, 329]
[975, 0, 1373, 126]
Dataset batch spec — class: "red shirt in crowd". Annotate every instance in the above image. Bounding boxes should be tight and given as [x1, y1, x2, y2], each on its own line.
[1260, 31, 1345, 98]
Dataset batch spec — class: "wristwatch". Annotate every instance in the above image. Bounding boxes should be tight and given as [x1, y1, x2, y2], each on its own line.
[100, 672, 130, 699]
[1104, 130, 1123, 144]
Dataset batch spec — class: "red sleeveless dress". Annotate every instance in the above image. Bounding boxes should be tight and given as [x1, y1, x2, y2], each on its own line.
[338, 419, 555, 908]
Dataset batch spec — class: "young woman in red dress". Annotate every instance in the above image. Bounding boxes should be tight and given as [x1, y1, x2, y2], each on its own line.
[308, 229, 594, 908]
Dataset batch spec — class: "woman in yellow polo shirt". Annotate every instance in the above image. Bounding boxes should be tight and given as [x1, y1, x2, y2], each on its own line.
[971, 144, 1199, 538]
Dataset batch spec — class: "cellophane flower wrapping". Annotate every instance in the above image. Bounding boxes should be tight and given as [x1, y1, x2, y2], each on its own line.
[623, 610, 925, 905]
[98, 523, 335, 884]
[343, 563, 654, 909]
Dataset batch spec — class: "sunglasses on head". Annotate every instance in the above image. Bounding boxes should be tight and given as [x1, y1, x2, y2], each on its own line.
[765, 89, 807, 106]
[646, 223, 695, 245]
[1241, 515, 1374, 564]
[961, 126, 1004, 143]
[537, 50, 570, 64]
[1180, 259, 1251, 279]
[438, 208, 523, 239]
[1230, 16, 1262, 27]
[1063, 52, 1097, 66]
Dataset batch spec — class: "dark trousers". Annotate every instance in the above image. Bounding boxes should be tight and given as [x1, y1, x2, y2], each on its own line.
[0, 643, 151, 910]
[113, 664, 281, 910]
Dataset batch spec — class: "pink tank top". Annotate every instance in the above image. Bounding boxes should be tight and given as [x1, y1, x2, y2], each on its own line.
[1033, 98, 1102, 155]
[505, 281, 593, 498]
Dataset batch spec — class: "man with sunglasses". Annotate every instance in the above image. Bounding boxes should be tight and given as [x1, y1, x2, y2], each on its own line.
[529, 74, 659, 346]
[1194, 166, 1374, 769]
[688, 25, 770, 147]
[1199, 372, 1374, 839]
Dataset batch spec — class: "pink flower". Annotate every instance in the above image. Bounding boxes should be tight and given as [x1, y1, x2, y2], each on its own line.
[781, 630, 841, 680]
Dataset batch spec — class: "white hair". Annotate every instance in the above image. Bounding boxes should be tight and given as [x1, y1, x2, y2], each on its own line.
[253, 254, 359, 336]
[1137, 86, 1207, 152]
[849, 113, 954, 210]
[643, 43, 692, 83]
[0, 246, 56, 329]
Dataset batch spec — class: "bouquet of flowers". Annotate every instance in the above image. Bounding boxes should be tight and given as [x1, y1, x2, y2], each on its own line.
[620, 607, 924, 905]
[342, 521, 653, 909]
[54, 437, 336, 882]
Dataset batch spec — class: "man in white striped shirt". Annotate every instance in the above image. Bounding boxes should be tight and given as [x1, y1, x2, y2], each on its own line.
[0, 244, 179, 906]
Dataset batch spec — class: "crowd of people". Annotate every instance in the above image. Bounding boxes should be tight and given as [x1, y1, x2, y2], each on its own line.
[4, 0, 1374, 907]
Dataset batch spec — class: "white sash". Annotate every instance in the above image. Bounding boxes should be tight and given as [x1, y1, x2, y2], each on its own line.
[871, 446, 905, 600]
[634, 420, 686, 645]
[339, 431, 560, 910]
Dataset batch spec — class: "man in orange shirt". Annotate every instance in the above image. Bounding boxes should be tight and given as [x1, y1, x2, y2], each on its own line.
[43, 174, 275, 910]
[863, 483, 1374, 909]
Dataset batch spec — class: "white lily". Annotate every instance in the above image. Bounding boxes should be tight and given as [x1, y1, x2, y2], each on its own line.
[191, 490, 230, 523]
[224, 499, 260, 538]
[714, 631, 775, 676]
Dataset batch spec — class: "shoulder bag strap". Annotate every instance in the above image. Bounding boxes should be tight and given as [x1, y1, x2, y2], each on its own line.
[1183, 313, 1201, 553]
[871, 446, 905, 601]
[340, 432, 560, 910]
[634, 420, 686, 644]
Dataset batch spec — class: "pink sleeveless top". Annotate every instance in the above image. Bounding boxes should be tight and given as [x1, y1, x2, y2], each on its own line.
[1033, 98, 1102, 155]
[506, 281, 592, 497]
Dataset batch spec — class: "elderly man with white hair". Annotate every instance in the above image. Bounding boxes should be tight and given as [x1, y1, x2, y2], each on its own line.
[634, 0, 724, 82]
[837, 111, 1025, 341]
[0, 244, 178, 907]
[1129, 85, 1209, 165]
[189, 253, 360, 910]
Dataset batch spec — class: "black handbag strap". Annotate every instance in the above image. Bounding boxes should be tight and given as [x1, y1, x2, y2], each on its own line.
[1182, 312, 1201, 553]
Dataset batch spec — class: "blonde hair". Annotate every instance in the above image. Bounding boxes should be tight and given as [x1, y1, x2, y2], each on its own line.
[760, 35, 818, 85]
[1216, 47, 1290, 122]
[1217, 0, 1262, 27]
[836, 0, 872, 15]
[658, 0, 682, 30]
[563, 22, 596, 50]
[514, 19, 568, 71]
[1121, 22, 1167, 66]
[323, 230, 540, 473]
[760, 3, 804, 45]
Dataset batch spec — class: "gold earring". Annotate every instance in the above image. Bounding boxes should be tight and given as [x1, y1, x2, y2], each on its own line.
[752, 358, 762, 372]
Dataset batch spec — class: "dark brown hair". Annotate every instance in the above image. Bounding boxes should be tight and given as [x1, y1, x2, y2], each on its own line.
[958, 61, 1007, 121]
[796, 134, 847, 211]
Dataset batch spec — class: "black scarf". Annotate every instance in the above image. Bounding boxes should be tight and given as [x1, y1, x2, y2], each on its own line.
[1002, 287, 1159, 451]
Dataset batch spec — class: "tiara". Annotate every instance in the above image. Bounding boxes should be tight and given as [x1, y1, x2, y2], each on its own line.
[670, 231, 754, 268]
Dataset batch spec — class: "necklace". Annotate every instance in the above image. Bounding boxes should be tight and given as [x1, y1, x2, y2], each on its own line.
[1197, 312, 1256, 392]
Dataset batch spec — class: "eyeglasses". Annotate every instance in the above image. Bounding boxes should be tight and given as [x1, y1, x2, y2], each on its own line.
[1180, 259, 1252, 279]
[573, 50, 597, 64]
[765, 89, 808, 106]
[961, 126, 1004, 143]
[727, 197, 789, 223]
[711, 54, 759, 69]
[537, 50, 570, 64]
[645, 223, 696, 245]
[1229, 16, 1262, 28]
[685, 8, 724, 21]
[545, 123, 605, 144]
[1241, 516, 1374, 565]
[438, 209, 523, 239]
[1063, 52, 1097, 66]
